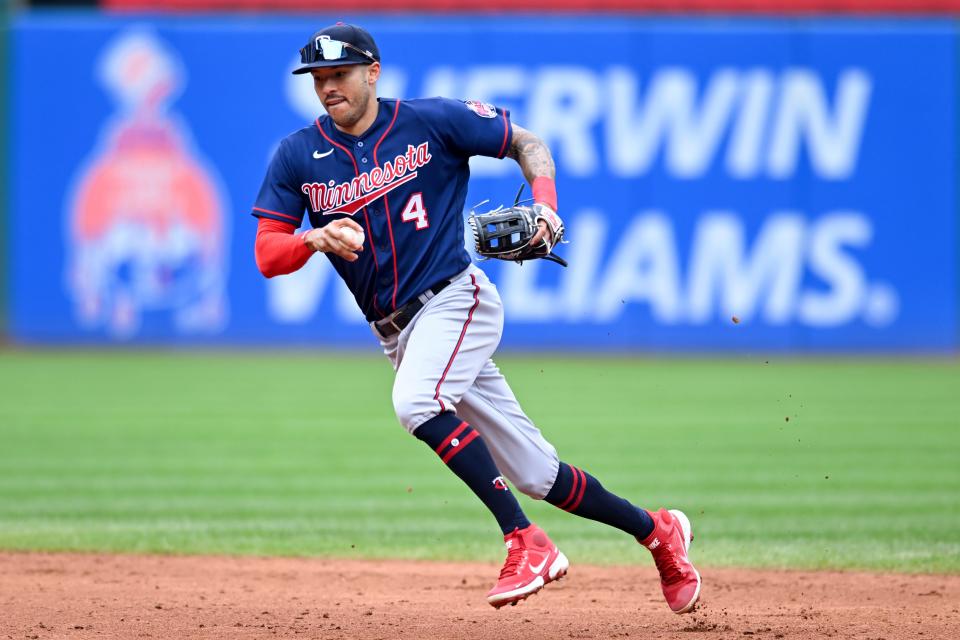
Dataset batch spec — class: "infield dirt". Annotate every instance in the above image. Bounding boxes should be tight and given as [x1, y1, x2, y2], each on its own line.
[2, 552, 957, 639]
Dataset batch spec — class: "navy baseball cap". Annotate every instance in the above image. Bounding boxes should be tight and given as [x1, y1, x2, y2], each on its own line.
[292, 23, 380, 75]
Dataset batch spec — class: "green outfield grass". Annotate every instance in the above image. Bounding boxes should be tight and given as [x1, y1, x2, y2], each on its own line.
[0, 351, 957, 572]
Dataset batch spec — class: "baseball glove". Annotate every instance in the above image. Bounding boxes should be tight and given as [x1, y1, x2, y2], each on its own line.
[468, 192, 567, 267]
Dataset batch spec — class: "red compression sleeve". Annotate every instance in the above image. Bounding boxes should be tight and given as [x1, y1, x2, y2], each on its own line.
[254, 217, 315, 278]
[532, 177, 558, 212]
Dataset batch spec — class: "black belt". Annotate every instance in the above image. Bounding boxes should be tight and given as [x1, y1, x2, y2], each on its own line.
[374, 279, 452, 338]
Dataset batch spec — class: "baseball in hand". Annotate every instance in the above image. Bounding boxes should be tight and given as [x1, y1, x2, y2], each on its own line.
[341, 226, 365, 247]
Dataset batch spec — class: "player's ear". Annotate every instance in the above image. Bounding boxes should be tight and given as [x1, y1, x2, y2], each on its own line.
[366, 62, 381, 85]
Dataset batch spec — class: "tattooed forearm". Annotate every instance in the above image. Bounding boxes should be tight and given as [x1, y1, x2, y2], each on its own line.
[506, 124, 556, 182]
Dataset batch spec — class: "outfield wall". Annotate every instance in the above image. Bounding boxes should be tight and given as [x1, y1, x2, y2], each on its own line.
[101, 1, 960, 13]
[8, 15, 958, 351]
[0, 16, 8, 337]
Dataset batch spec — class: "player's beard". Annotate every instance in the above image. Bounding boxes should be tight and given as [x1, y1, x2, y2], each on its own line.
[327, 89, 371, 130]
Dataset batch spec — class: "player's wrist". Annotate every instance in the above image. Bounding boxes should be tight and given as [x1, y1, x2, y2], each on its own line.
[531, 177, 558, 213]
[301, 229, 318, 251]
[529, 179, 564, 248]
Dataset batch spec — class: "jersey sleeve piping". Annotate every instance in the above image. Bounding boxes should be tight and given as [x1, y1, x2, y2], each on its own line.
[496, 109, 512, 159]
[252, 206, 302, 224]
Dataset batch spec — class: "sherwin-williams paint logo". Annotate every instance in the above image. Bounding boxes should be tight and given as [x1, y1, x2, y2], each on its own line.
[65, 29, 230, 339]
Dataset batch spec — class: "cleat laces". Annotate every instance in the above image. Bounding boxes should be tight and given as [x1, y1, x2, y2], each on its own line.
[652, 543, 685, 584]
[499, 545, 526, 579]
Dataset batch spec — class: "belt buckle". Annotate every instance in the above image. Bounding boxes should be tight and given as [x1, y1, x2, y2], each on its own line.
[375, 309, 405, 338]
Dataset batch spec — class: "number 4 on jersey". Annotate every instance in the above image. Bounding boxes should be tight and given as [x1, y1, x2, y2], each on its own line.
[400, 193, 429, 230]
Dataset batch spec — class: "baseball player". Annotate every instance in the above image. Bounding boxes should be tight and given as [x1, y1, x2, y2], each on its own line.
[252, 23, 701, 613]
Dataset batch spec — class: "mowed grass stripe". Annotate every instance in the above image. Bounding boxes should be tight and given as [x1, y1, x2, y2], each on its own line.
[0, 352, 957, 572]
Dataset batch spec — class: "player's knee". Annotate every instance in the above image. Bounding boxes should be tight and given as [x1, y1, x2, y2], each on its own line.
[510, 470, 555, 500]
[392, 390, 440, 434]
[507, 452, 560, 500]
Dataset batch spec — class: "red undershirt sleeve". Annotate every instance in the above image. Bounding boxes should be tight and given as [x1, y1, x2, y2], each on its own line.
[254, 217, 315, 278]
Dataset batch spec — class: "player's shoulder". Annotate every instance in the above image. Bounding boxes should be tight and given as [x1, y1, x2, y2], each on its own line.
[394, 96, 472, 119]
[269, 122, 326, 169]
[278, 122, 323, 151]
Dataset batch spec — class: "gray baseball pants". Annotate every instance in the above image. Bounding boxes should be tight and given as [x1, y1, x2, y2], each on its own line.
[372, 264, 560, 499]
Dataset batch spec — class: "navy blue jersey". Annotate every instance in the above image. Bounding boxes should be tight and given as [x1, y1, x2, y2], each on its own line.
[252, 97, 512, 321]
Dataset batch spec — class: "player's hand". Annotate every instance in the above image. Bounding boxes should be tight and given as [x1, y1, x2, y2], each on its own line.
[530, 203, 561, 250]
[303, 218, 365, 262]
[530, 220, 552, 248]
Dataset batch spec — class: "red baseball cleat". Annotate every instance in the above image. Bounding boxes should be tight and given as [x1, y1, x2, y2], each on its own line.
[486, 523, 569, 608]
[639, 508, 702, 614]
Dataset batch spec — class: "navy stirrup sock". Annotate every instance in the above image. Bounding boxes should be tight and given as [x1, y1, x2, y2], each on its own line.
[414, 412, 531, 535]
[545, 462, 655, 539]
